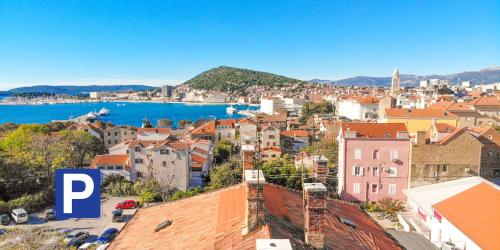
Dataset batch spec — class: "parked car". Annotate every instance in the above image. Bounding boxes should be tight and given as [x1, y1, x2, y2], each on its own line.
[64, 230, 89, 247]
[97, 228, 119, 244]
[115, 200, 137, 209]
[96, 243, 110, 250]
[11, 208, 28, 224]
[45, 208, 56, 221]
[112, 209, 124, 222]
[0, 213, 10, 225]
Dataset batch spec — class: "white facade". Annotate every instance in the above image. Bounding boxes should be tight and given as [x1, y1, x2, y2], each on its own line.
[337, 100, 378, 121]
[260, 98, 284, 115]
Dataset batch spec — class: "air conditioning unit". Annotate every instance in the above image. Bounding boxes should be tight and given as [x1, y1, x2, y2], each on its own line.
[465, 168, 470, 173]
[391, 158, 398, 162]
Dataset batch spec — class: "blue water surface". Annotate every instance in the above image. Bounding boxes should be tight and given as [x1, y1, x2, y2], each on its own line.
[0, 102, 257, 127]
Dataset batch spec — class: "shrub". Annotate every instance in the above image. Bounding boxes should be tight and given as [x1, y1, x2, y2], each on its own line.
[139, 190, 160, 204]
[0, 192, 53, 213]
[378, 197, 403, 217]
[170, 187, 204, 201]
[365, 202, 381, 212]
[106, 181, 135, 196]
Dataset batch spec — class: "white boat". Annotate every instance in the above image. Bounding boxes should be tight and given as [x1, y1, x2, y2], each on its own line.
[98, 108, 110, 116]
[226, 105, 236, 114]
[87, 112, 97, 120]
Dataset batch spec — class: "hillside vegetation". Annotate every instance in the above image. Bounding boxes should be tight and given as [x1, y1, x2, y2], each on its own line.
[183, 66, 305, 91]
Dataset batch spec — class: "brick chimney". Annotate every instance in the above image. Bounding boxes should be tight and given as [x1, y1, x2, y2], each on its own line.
[303, 183, 327, 249]
[241, 145, 256, 170]
[243, 170, 266, 235]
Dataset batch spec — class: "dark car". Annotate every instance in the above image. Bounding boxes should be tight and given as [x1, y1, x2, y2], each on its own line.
[97, 228, 119, 244]
[0, 214, 10, 225]
[64, 230, 89, 247]
[45, 208, 56, 221]
[115, 200, 138, 210]
[112, 209, 123, 222]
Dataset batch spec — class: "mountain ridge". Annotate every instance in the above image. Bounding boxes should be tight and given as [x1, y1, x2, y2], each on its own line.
[4, 85, 156, 96]
[310, 67, 500, 87]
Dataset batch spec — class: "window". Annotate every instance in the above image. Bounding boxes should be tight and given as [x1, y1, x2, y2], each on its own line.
[388, 184, 397, 195]
[160, 149, 170, 155]
[97, 166, 105, 169]
[371, 184, 378, 193]
[176, 152, 181, 160]
[135, 146, 141, 152]
[352, 166, 363, 176]
[488, 151, 494, 157]
[108, 140, 111, 144]
[353, 183, 361, 194]
[390, 150, 399, 160]
[389, 167, 397, 177]
[493, 169, 500, 176]
[115, 132, 118, 136]
[135, 158, 143, 164]
[442, 164, 448, 172]
[106, 166, 114, 170]
[354, 149, 362, 159]
[137, 172, 144, 178]
[372, 167, 379, 176]
[115, 140, 118, 144]
[124, 132, 127, 135]
[116, 166, 123, 170]
[372, 150, 379, 160]
[162, 161, 167, 167]
[107, 132, 111, 136]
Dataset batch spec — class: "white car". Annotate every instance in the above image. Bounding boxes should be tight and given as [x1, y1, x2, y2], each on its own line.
[78, 242, 99, 250]
[96, 243, 110, 250]
[11, 208, 28, 224]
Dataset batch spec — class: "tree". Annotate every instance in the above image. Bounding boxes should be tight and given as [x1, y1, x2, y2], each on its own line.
[157, 118, 173, 128]
[178, 119, 192, 128]
[60, 130, 105, 168]
[29, 133, 69, 182]
[214, 140, 232, 163]
[0, 124, 50, 165]
[261, 155, 306, 190]
[207, 160, 242, 191]
[378, 197, 403, 218]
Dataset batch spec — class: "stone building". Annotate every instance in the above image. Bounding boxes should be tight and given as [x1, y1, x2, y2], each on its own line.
[466, 126, 500, 181]
[410, 129, 482, 187]
[103, 126, 137, 148]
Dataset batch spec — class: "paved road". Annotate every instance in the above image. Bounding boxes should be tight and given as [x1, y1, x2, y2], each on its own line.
[0, 196, 138, 238]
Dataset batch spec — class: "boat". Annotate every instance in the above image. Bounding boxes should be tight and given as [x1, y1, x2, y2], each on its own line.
[87, 112, 98, 121]
[226, 105, 236, 114]
[98, 108, 110, 116]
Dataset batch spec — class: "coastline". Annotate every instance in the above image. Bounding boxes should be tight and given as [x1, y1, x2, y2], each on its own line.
[0, 99, 261, 107]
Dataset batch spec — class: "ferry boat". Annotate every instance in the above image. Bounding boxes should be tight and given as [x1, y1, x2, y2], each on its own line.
[226, 105, 236, 114]
[98, 108, 110, 116]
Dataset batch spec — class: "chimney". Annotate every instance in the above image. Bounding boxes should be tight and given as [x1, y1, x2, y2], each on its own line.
[243, 170, 266, 235]
[415, 131, 427, 145]
[303, 183, 327, 249]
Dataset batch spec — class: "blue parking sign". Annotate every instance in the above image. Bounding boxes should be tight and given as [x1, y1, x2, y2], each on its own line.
[55, 169, 101, 219]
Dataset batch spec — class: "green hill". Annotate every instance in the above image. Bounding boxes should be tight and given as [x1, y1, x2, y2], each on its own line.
[183, 66, 305, 91]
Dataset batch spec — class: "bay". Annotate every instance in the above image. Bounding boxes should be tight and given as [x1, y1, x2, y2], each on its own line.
[0, 102, 258, 127]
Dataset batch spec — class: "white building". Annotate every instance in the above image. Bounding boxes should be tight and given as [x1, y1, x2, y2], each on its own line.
[260, 97, 284, 115]
[402, 177, 499, 250]
[337, 96, 379, 121]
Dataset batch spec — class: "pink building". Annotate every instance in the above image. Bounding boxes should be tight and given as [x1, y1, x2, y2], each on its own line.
[337, 123, 410, 203]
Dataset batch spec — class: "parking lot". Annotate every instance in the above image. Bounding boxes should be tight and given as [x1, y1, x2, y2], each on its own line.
[0, 196, 138, 243]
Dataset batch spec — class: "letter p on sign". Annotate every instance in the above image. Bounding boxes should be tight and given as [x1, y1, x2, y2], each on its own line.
[56, 169, 101, 219]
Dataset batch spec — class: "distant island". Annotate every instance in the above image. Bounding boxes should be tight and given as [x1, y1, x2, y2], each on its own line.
[310, 67, 500, 87]
[3, 85, 156, 96]
[182, 66, 306, 91]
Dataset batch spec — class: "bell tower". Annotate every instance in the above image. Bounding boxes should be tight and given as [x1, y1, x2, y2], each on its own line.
[391, 68, 400, 94]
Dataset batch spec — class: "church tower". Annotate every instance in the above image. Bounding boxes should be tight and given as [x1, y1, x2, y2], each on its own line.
[391, 68, 400, 94]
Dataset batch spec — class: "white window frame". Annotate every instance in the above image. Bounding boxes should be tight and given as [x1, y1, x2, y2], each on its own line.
[388, 184, 397, 195]
[390, 150, 399, 160]
[352, 166, 363, 176]
[353, 183, 361, 194]
[371, 183, 378, 193]
[354, 148, 362, 160]
[372, 166, 379, 176]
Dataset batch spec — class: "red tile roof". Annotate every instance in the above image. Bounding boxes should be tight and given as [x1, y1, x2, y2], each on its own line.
[191, 154, 207, 164]
[263, 184, 402, 249]
[109, 184, 270, 250]
[385, 108, 458, 118]
[191, 120, 216, 135]
[434, 123, 456, 133]
[137, 128, 171, 134]
[468, 96, 500, 106]
[216, 119, 236, 127]
[90, 155, 130, 172]
[280, 130, 309, 138]
[261, 146, 282, 153]
[433, 183, 500, 250]
[341, 123, 408, 139]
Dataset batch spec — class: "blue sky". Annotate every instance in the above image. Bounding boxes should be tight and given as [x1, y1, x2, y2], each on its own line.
[0, 0, 498, 90]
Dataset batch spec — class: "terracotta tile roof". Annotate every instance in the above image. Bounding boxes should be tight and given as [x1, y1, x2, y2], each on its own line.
[385, 108, 458, 119]
[191, 120, 216, 135]
[466, 126, 500, 146]
[432, 183, 500, 250]
[191, 154, 207, 164]
[434, 123, 456, 133]
[468, 96, 500, 106]
[280, 130, 309, 138]
[127, 140, 190, 151]
[258, 114, 287, 123]
[109, 184, 271, 250]
[137, 128, 171, 134]
[263, 184, 402, 250]
[192, 146, 208, 155]
[262, 146, 282, 153]
[216, 119, 236, 127]
[90, 155, 129, 168]
[239, 117, 256, 125]
[341, 123, 408, 139]
[437, 128, 465, 144]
